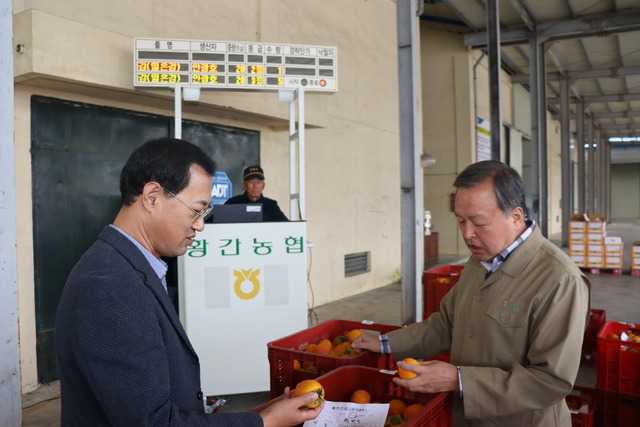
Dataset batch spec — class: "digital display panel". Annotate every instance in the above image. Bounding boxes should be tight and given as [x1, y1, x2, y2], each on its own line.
[134, 38, 337, 92]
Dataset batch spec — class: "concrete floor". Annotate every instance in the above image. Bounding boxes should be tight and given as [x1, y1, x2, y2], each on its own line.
[21, 221, 640, 425]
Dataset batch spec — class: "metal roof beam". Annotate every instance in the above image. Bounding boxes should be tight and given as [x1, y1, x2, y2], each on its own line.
[553, 110, 640, 120]
[547, 48, 582, 100]
[440, 0, 479, 31]
[593, 111, 640, 119]
[599, 124, 640, 130]
[510, 65, 640, 84]
[509, 0, 535, 30]
[548, 92, 640, 104]
[465, 10, 640, 47]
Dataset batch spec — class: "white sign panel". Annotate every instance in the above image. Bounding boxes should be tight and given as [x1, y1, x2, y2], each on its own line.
[178, 222, 308, 395]
[476, 117, 492, 162]
[135, 38, 338, 92]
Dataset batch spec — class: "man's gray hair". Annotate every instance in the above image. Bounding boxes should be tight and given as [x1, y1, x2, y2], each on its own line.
[453, 160, 527, 215]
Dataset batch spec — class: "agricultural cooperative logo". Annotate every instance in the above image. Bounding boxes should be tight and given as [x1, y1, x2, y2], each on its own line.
[233, 268, 260, 300]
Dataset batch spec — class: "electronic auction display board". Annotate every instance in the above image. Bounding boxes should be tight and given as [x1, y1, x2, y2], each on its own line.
[134, 38, 337, 92]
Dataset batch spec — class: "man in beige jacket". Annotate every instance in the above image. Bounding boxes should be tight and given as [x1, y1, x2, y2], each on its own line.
[353, 160, 590, 426]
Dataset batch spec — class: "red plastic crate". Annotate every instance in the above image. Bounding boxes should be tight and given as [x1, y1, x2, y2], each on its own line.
[267, 320, 401, 398]
[566, 386, 596, 427]
[584, 309, 606, 352]
[597, 321, 640, 398]
[423, 265, 464, 320]
[596, 389, 640, 427]
[252, 366, 452, 427]
[580, 350, 596, 367]
[581, 309, 606, 366]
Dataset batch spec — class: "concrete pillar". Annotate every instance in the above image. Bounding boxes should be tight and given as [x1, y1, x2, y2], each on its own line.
[529, 33, 548, 235]
[560, 78, 571, 246]
[397, 0, 423, 323]
[577, 102, 585, 213]
[487, 0, 502, 159]
[0, 1, 22, 425]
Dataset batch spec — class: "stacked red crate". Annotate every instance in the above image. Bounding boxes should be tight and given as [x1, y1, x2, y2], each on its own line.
[267, 320, 401, 398]
[253, 366, 452, 426]
[422, 265, 464, 320]
[594, 321, 640, 425]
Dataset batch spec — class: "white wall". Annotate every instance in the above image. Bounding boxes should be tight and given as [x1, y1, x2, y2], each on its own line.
[13, 0, 401, 392]
[419, 25, 474, 256]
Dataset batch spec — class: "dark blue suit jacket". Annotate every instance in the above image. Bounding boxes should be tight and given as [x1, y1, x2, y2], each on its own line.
[55, 226, 263, 426]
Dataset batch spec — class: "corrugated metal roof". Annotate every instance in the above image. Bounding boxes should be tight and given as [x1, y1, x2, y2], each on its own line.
[422, 0, 640, 162]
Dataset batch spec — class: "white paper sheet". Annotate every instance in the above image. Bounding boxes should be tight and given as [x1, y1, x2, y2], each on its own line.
[303, 401, 390, 427]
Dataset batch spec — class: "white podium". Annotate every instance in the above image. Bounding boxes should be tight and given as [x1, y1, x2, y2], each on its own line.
[178, 222, 308, 396]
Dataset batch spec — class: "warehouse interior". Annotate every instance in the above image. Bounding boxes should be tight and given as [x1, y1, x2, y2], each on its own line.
[3, 0, 640, 425]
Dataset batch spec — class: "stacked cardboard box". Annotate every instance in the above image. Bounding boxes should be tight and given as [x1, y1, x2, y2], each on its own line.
[603, 236, 623, 270]
[587, 240, 604, 269]
[632, 242, 640, 276]
[568, 214, 618, 270]
[568, 220, 587, 268]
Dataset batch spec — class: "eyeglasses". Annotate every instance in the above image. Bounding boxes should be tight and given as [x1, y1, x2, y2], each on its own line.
[163, 188, 213, 222]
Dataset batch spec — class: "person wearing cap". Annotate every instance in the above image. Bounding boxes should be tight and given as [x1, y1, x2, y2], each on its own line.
[224, 165, 289, 222]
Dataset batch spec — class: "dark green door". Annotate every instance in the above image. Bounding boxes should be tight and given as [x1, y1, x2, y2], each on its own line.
[31, 96, 259, 382]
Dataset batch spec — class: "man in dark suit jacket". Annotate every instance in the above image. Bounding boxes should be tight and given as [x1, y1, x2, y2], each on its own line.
[224, 165, 289, 222]
[55, 138, 323, 426]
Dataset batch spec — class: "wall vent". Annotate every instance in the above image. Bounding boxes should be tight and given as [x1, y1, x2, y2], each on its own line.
[344, 251, 370, 277]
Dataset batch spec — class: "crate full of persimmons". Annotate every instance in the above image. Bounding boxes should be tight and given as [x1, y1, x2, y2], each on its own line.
[252, 365, 452, 426]
[597, 321, 640, 398]
[267, 319, 401, 398]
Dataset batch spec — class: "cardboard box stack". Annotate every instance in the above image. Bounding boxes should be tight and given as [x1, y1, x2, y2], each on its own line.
[568, 217, 587, 268]
[632, 242, 640, 276]
[604, 236, 624, 270]
[569, 214, 623, 272]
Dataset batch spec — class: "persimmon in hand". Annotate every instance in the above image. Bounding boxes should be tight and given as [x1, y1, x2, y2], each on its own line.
[292, 379, 325, 408]
[397, 357, 419, 379]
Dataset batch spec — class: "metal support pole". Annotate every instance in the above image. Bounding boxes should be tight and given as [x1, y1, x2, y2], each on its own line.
[587, 116, 596, 214]
[577, 101, 585, 213]
[537, 45, 548, 237]
[487, 0, 502, 160]
[278, 89, 303, 221]
[560, 78, 570, 246]
[397, 0, 423, 323]
[594, 130, 600, 213]
[598, 131, 609, 217]
[278, 88, 305, 221]
[298, 87, 306, 220]
[529, 33, 547, 235]
[605, 140, 612, 220]
[289, 93, 297, 219]
[0, 0, 21, 423]
[174, 84, 182, 139]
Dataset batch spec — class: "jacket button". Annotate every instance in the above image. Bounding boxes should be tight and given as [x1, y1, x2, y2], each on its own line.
[197, 391, 203, 400]
[466, 330, 473, 338]
[474, 293, 482, 302]
[501, 316, 510, 325]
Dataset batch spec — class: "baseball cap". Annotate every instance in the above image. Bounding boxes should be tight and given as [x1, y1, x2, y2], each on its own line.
[243, 165, 264, 181]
